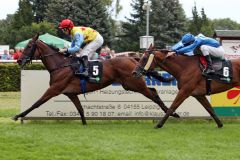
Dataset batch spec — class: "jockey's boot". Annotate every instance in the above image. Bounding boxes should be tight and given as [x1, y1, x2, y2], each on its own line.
[203, 55, 215, 76]
[78, 56, 89, 77]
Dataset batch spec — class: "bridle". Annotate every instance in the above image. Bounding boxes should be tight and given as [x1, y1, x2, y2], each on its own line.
[21, 40, 38, 62]
[24, 40, 59, 61]
[20, 40, 71, 73]
[140, 49, 168, 72]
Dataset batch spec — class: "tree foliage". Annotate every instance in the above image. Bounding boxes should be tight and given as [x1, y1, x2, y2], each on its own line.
[150, 0, 187, 48]
[4, 21, 56, 48]
[187, 5, 213, 37]
[0, 0, 56, 48]
[1, 0, 240, 51]
[12, 0, 34, 29]
[45, 0, 111, 45]
[212, 18, 240, 30]
[117, 0, 146, 51]
[29, 0, 49, 22]
[119, 0, 187, 51]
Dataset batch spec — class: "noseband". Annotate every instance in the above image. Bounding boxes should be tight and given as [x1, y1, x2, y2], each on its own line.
[23, 41, 38, 62]
[149, 49, 169, 65]
[140, 49, 169, 73]
[25, 40, 57, 61]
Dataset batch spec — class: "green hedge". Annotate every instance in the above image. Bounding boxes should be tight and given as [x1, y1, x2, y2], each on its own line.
[0, 63, 45, 91]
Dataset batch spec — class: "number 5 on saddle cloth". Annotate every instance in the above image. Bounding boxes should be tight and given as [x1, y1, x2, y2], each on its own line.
[71, 57, 103, 83]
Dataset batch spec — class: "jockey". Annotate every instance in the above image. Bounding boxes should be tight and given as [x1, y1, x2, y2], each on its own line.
[168, 33, 225, 76]
[58, 19, 104, 77]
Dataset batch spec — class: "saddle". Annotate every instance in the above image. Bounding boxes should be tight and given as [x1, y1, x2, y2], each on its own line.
[70, 57, 103, 84]
[199, 56, 233, 95]
[199, 56, 233, 84]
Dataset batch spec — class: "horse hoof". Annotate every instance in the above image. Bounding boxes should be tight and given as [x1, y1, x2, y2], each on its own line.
[172, 112, 180, 118]
[12, 116, 18, 121]
[154, 124, 163, 129]
[218, 124, 223, 128]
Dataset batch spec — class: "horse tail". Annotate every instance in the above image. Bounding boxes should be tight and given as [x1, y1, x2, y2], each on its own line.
[146, 70, 175, 82]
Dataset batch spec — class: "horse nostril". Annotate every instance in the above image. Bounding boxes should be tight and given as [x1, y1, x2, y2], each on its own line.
[132, 70, 137, 76]
[132, 70, 141, 78]
[17, 59, 22, 65]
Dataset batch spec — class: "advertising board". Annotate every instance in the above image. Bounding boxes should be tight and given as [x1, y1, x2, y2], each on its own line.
[222, 40, 240, 59]
[21, 70, 210, 120]
[210, 39, 240, 116]
[0, 45, 9, 56]
[211, 88, 240, 116]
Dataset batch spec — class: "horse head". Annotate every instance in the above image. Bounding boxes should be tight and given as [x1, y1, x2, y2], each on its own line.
[132, 45, 169, 78]
[17, 33, 61, 68]
[17, 34, 41, 68]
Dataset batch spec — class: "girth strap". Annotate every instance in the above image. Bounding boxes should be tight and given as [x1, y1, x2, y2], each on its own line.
[206, 78, 212, 95]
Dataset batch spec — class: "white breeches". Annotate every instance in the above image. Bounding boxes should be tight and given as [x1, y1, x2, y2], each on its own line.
[200, 45, 225, 60]
[77, 34, 104, 60]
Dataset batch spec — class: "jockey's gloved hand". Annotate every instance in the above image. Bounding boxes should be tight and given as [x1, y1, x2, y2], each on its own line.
[166, 52, 176, 58]
[59, 48, 70, 57]
[64, 52, 71, 57]
[59, 48, 67, 54]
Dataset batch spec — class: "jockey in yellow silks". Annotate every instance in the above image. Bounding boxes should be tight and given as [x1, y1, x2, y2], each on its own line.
[58, 19, 104, 77]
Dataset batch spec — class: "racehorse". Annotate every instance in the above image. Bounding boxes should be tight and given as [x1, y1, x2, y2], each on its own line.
[13, 34, 180, 125]
[133, 45, 240, 128]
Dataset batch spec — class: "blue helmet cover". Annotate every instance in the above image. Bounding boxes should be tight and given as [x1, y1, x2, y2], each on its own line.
[181, 33, 195, 45]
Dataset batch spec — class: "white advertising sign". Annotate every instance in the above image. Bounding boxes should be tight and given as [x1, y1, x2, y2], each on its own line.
[21, 70, 209, 119]
[222, 40, 240, 59]
[140, 36, 154, 49]
[0, 45, 9, 55]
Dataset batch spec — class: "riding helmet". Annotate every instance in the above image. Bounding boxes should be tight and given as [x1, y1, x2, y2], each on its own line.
[181, 33, 195, 45]
[59, 19, 74, 29]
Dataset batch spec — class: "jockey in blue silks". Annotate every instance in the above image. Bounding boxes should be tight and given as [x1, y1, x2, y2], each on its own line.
[168, 33, 225, 76]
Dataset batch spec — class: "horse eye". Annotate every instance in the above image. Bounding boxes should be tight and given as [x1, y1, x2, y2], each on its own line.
[143, 57, 148, 61]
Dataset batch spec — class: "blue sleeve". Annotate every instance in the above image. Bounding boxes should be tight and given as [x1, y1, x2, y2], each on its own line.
[171, 40, 184, 51]
[176, 38, 202, 54]
[67, 33, 84, 54]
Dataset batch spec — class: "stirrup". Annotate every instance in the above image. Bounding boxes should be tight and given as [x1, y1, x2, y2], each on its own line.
[202, 68, 214, 76]
[77, 70, 89, 77]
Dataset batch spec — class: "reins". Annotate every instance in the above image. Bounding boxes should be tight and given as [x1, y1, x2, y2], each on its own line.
[155, 49, 169, 65]
[29, 40, 73, 73]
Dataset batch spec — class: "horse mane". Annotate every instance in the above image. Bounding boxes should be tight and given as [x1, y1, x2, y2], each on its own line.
[158, 49, 170, 54]
[39, 40, 59, 52]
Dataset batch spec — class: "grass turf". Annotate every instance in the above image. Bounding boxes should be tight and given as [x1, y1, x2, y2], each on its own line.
[0, 92, 240, 160]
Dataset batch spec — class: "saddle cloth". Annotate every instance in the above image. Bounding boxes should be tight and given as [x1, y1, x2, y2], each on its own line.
[71, 57, 103, 83]
[199, 56, 233, 83]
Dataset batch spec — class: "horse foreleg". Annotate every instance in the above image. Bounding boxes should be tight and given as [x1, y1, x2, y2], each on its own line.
[122, 79, 180, 118]
[155, 88, 191, 128]
[194, 96, 223, 128]
[66, 94, 87, 125]
[12, 87, 61, 121]
[147, 88, 180, 118]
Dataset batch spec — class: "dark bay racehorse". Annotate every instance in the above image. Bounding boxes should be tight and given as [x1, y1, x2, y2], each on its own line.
[133, 45, 240, 128]
[13, 34, 179, 125]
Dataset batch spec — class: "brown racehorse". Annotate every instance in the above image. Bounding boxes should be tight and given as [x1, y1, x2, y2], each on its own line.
[133, 45, 240, 128]
[13, 34, 180, 125]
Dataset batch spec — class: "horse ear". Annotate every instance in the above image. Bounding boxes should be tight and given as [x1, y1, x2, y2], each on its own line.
[148, 43, 153, 50]
[152, 44, 156, 49]
[148, 43, 156, 51]
[32, 33, 39, 41]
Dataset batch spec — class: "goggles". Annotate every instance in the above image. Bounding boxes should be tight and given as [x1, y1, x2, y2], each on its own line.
[62, 28, 68, 32]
